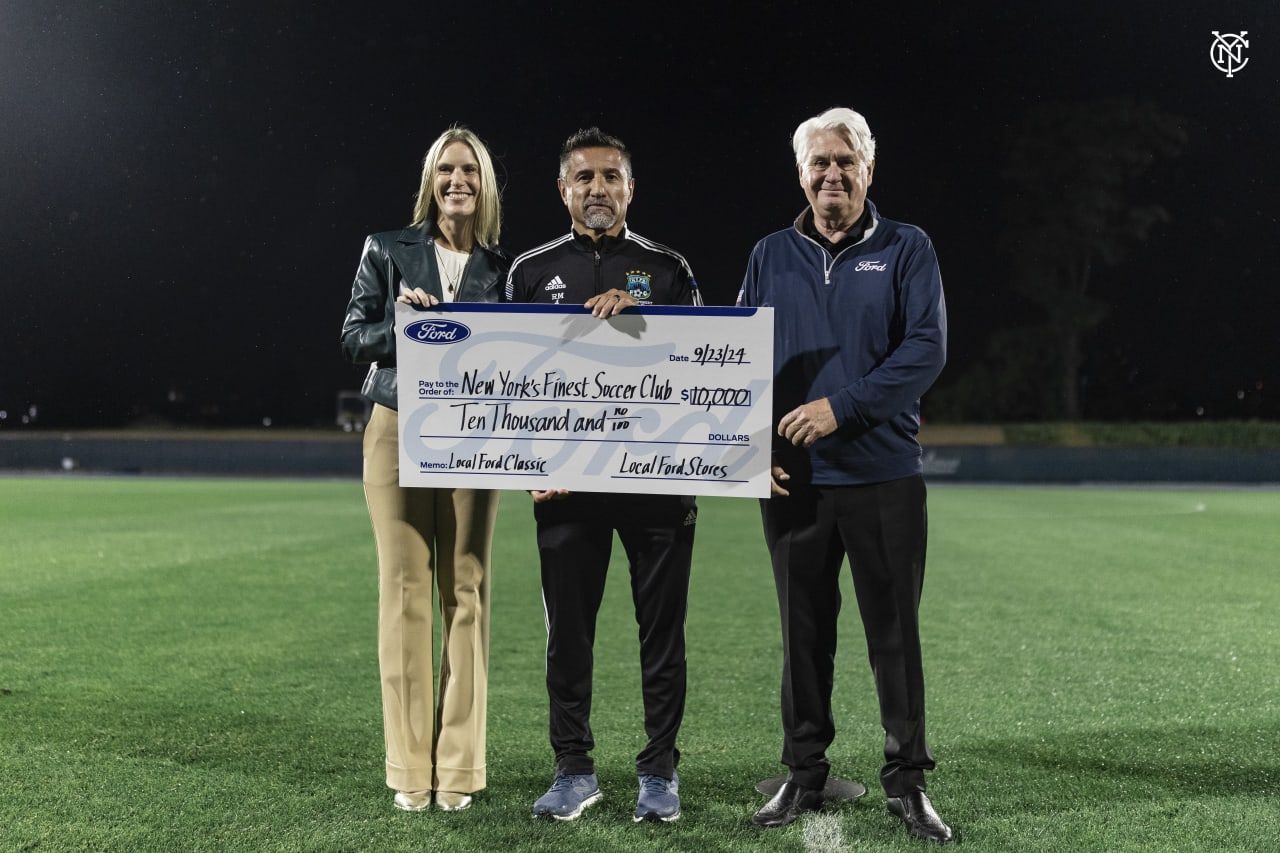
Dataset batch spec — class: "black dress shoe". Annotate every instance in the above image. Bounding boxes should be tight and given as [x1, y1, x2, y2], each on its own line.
[886, 791, 953, 843]
[752, 780, 824, 827]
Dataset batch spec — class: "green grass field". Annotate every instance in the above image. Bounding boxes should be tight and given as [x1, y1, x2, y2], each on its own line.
[1, 477, 1277, 852]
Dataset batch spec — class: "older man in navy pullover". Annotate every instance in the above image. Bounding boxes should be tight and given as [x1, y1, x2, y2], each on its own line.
[738, 106, 952, 844]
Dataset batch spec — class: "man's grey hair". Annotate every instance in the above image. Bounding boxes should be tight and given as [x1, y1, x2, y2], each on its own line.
[792, 107, 876, 166]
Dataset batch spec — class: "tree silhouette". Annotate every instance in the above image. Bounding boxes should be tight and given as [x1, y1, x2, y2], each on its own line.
[998, 98, 1186, 419]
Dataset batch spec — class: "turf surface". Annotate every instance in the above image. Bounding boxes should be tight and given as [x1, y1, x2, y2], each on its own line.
[1, 478, 1276, 851]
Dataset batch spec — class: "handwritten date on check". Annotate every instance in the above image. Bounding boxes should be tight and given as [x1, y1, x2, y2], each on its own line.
[393, 303, 774, 497]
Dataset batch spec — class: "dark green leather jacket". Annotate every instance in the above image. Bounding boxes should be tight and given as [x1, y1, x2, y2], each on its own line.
[340, 223, 509, 409]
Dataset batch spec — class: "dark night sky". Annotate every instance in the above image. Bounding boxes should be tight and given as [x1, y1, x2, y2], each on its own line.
[1, 1, 1275, 427]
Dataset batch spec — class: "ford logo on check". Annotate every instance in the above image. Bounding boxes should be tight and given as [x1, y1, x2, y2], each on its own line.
[404, 319, 471, 344]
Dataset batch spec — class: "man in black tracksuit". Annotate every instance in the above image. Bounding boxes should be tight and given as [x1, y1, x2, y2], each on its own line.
[506, 127, 702, 824]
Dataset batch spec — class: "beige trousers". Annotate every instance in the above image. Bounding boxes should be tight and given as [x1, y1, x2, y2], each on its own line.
[362, 404, 498, 794]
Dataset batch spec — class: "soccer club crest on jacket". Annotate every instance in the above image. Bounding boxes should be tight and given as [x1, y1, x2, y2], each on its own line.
[625, 270, 652, 302]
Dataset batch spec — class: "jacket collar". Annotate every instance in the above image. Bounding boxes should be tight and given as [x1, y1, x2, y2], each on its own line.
[387, 222, 502, 300]
[388, 224, 436, 293]
[569, 225, 631, 253]
[793, 200, 879, 250]
[388, 222, 501, 294]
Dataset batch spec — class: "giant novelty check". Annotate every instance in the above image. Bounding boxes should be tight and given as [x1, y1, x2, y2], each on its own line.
[394, 303, 774, 497]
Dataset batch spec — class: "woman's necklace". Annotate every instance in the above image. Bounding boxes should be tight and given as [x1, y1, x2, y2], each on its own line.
[434, 243, 470, 296]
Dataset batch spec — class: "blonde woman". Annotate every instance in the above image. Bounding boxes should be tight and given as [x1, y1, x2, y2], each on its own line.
[340, 126, 508, 812]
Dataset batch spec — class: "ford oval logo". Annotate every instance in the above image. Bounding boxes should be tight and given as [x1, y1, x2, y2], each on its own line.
[403, 319, 472, 344]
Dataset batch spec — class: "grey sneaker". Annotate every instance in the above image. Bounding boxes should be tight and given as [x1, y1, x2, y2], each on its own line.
[634, 772, 680, 822]
[532, 773, 602, 820]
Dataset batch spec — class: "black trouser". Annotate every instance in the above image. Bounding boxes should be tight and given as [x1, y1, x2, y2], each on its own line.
[535, 492, 696, 779]
[761, 474, 935, 796]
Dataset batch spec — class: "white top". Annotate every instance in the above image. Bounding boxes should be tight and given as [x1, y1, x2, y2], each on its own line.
[434, 244, 470, 303]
